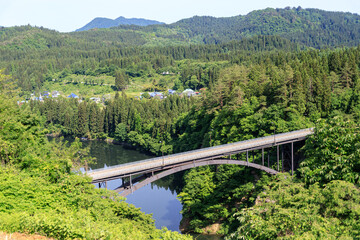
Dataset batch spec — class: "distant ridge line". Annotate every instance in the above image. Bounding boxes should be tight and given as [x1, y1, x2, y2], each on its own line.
[75, 16, 165, 32]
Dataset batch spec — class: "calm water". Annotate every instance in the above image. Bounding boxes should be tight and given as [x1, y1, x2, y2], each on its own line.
[72, 139, 222, 239]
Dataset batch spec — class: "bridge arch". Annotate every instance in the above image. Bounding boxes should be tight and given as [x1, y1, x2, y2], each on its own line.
[117, 159, 278, 197]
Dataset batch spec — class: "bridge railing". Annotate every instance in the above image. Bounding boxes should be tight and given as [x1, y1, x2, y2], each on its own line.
[87, 128, 313, 175]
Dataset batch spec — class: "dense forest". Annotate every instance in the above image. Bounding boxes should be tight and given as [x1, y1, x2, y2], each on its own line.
[1, 6, 360, 239]
[27, 44, 360, 238]
[75, 7, 360, 48]
[0, 71, 191, 239]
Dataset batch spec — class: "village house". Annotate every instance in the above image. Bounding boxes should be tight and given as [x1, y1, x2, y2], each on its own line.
[52, 91, 60, 98]
[67, 93, 79, 99]
[150, 92, 164, 99]
[90, 97, 101, 103]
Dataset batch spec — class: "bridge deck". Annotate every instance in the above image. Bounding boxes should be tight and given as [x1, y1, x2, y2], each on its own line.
[87, 128, 313, 183]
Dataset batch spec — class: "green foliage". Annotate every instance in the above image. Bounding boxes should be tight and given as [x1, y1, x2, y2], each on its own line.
[115, 69, 129, 91]
[0, 71, 192, 239]
[0, 168, 191, 240]
[114, 122, 127, 141]
[178, 165, 271, 234]
[299, 116, 360, 185]
[227, 174, 360, 240]
[2, 12, 360, 238]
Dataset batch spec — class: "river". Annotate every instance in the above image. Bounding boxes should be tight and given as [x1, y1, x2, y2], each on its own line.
[79, 139, 222, 239]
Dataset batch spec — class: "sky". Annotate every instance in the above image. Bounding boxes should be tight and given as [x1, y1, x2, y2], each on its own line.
[0, 0, 359, 32]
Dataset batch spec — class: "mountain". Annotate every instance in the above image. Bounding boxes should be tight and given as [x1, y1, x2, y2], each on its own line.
[111, 7, 360, 48]
[2, 7, 360, 49]
[75, 16, 164, 32]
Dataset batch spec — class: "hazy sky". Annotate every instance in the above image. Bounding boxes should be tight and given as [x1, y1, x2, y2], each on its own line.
[0, 0, 359, 32]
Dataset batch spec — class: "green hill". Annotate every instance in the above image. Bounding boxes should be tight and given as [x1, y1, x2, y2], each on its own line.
[166, 7, 360, 47]
[75, 16, 165, 32]
[1, 7, 360, 49]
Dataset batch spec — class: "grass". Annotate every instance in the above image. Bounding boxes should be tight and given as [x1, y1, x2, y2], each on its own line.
[38, 73, 180, 99]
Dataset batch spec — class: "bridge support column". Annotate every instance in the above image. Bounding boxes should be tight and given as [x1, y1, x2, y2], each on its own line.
[246, 151, 249, 166]
[130, 175, 133, 191]
[277, 145, 279, 171]
[291, 142, 294, 176]
[98, 181, 107, 189]
[262, 148, 264, 166]
[281, 146, 284, 172]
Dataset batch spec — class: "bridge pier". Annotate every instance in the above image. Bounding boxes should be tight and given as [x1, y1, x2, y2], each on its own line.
[89, 129, 313, 195]
[98, 181, 107, 189]
[277, 145, 279, 171]
[282, 145, 284, 172]
[291, 142, 294, 176]
[246, 151, 249, 166]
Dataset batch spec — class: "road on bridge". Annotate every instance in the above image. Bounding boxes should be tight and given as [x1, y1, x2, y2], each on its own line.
[87, 128, 313, 184]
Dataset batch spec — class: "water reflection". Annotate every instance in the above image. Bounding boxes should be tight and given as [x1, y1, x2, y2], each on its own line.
[79, 140, 184, 231]
[126, 183, 183, 231]
[51, 137, 222, 239]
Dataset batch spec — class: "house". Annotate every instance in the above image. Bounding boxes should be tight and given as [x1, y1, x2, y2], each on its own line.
[182, 89, 195, 97]
[17, 100, 27, 106]
[150, 92, 164, 99]
[90, 97, 101, 103]
[33, 96, 43, 102]
[102, 94, 111, 103]
[52, 91, 60, 98]
[67, 93, 79, 99]
[42, 91, 50, 97]
[168, 89, 176, 95]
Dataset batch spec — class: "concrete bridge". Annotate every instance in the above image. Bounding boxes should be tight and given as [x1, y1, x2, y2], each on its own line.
[87, 128, 313, 196]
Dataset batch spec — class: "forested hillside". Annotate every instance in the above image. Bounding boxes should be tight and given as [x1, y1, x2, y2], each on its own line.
[25, 42, 360, 238]
[0, 71, 191, 239]
[2, 7, 360, 49]
[74, 7, 360, 48]
[166, 7, 360, 47]
[1, 6, 360, 239]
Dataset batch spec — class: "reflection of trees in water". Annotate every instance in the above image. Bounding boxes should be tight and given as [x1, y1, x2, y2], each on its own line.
[152, 172, 185, 195]
[49, 137, 153, 170]
[52, 137, 185, 194]
[86, 141, 153, 170]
